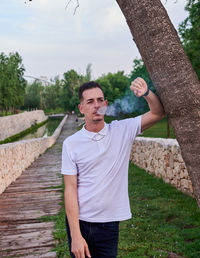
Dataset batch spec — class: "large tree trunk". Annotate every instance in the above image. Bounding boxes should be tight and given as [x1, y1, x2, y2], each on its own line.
[116, 0, 200, 207]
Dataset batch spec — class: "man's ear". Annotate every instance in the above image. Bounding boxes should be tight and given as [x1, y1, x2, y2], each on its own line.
[105, 100, 108, 106]
[78, 103, 84, 114]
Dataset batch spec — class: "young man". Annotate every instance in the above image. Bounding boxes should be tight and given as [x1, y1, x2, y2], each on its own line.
[61, 78, 165, 258]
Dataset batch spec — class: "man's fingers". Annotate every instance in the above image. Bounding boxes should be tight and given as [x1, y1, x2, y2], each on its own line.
[73, 251, 83, 258]
[131, 80, 143, 89]
[85, 244, 91, 258]
[72, 249, 83, 258]
[81, 250, 85, 258]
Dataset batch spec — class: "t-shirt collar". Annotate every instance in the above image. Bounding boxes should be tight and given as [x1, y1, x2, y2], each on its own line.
[82, 123, 108, 139]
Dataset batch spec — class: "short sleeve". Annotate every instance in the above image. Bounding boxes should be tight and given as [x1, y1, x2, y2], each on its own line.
[112, 115, 141, 143]
[61, 140, 77, 175]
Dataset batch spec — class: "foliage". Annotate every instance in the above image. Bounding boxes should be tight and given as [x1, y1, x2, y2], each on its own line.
[0, 52, 26, 112]
[45, 76, 63, 111]
[24, 80, 44, 109]
[179, 0, 200, 79]
[96, 71, 129, 104]
[129, 58, 156, 114]
[62, 69, 88, 113]
[85, 63, 92, 81]
[0, 52, 161, 118]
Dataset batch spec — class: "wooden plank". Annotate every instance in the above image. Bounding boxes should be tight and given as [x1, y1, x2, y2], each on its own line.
[1, 249, 57, 258]
[3, 184, 62, 193]
[0, 222, 55, 236]
[0, 248, 57, 257]
[0, 229, 55, 251]
[0, 209, 61, 222]
[0, 115, 77, 257]
[23, 252, 57, 258]
[1, 188, 62, 198]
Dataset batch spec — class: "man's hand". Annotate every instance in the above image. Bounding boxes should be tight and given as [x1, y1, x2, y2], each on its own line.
[71, 235, 91, 258]
[130, 77, 148, 97]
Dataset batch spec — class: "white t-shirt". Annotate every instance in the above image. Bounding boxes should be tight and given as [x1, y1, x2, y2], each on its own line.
[61, 116, 141, 222]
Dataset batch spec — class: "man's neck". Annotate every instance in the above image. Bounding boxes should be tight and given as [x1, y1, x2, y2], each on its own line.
[85, 119, 105, 133]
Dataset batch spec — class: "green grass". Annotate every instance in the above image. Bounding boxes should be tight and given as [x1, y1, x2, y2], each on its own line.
[45, 164, 199, 258]
[140, 117, 175, 139]
[118, 164, 200, 258]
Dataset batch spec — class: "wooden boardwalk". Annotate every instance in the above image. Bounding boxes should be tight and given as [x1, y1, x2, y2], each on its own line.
[0, 115, 79, 257]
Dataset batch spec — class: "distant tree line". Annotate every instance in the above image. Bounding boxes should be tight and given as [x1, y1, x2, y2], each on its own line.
[0, 52, 154, 116]
[0, 0, 198, 116]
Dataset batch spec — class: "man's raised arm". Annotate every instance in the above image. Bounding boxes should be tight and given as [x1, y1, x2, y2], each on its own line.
[130, 77, 165, 132]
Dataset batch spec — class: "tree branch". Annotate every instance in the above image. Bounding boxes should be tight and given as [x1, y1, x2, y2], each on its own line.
[65, 0, 79, 15]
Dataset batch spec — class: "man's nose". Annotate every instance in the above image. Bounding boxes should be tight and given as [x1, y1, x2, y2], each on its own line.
[94, 100, 100, 107]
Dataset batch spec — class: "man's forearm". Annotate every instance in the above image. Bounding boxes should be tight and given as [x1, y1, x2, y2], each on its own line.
[64, 182, 91, 258]
[64, 186, 81, 238]
[144, 90, 165, 117]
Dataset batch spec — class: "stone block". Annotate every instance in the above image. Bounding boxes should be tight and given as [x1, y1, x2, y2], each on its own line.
[167, 167, 173, 179]
[181, 179, 190, 190]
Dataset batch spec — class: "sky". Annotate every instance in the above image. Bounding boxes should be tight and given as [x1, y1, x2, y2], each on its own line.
[0, 0, 188, 82]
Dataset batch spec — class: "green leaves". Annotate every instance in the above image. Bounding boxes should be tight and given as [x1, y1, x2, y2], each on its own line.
[97, 71, 130, 104]
[0, 52, 26, 112]
[178, 0, 200, 80]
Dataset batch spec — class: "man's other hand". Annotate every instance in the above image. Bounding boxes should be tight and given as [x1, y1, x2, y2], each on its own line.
[130, 77, 148, 97]
[71, 235, 91, 258]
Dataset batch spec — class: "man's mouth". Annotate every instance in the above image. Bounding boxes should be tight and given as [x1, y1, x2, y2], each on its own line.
[93, 111, 100, 115]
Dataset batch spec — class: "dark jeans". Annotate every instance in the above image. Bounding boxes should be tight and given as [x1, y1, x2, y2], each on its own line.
[65, 216, 119, 258]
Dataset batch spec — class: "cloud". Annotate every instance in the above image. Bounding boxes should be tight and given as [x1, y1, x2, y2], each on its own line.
[0, 0, 188, 80]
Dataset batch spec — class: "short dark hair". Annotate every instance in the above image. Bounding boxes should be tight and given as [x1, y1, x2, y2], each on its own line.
[78, 81, 104, 101]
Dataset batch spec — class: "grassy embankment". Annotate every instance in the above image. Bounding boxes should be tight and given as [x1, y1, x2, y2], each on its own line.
[42, 117, 199, 257]
[0, 119, 48, 144]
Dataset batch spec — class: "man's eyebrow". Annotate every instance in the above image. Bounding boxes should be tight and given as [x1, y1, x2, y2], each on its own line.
[86, 98, 94, 102]
[86, 97, 104, 101]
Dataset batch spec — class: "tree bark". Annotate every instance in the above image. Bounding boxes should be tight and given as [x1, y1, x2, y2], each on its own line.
[116, 0, 200, 207]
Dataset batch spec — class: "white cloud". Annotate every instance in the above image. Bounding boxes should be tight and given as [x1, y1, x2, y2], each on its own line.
[0, 0, 188, 80]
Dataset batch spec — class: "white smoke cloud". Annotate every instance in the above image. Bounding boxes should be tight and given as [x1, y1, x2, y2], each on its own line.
[98, 90, 147, 117]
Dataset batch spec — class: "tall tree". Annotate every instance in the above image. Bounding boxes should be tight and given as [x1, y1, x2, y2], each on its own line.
[116, 0, 200, 207]
[44, 76, 63, 111]
[0, 52, 26, 112]
[24, 80, 44, 109]
[179, 0, 200, 80]
[62, 69, 85, 112]
[85, 63, 92, 81]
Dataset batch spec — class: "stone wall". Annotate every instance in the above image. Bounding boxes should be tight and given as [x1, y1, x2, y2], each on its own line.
[0, 110, 47, 141]
[130, 137, 193, 196]
[0, 115, 68, 194]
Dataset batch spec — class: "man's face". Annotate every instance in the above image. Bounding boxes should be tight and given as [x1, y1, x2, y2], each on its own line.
[78, 87, 107, 123]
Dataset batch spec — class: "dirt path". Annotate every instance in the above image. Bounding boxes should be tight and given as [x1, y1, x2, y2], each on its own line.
[0, 115, 81, 257]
